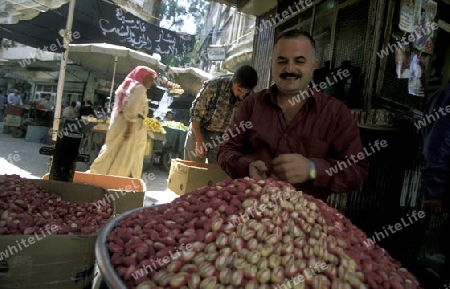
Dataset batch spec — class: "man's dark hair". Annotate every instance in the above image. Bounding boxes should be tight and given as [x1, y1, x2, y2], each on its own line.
[86, 100, 93, 106]
[274, 29, 316, 58]
[233, 65, 258, 90]
[70, 101, 76, 107]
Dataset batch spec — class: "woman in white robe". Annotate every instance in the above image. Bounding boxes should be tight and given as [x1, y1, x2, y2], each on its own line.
[90, 66, 157, 178]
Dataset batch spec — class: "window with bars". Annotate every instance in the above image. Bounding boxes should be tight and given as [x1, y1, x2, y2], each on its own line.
[34, 84, 57, 102]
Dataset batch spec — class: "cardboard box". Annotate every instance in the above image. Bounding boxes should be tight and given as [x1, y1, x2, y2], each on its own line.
[42, 172, 146, 214]
[0, 179, 112, 289]
[167, 159, 229, 195]
[4, 115, 22, 127]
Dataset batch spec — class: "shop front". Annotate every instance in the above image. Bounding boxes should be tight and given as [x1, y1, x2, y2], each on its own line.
[216, 0, 450, 282]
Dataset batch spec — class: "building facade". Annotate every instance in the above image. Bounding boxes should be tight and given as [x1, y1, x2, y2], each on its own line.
[198, 1, 256, 73]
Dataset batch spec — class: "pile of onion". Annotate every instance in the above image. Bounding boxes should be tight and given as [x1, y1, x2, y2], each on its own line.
[0, 175, 112, 235]
[107, 177, 422, 289]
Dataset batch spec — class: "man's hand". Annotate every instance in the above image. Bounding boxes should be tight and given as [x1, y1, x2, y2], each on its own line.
[271, 154, 310, 184]
[249, 161, 268, 179]
[123, 129, 131, 140]
[195, 136, 206, 158]
[124, 122, 133, 141]
[423, 198, 444, 214]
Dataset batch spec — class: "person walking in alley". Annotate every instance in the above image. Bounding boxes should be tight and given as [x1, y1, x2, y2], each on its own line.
[89, 66, 157, 178]
[420, 83, 450, 285]
[184, 65, 258, 164]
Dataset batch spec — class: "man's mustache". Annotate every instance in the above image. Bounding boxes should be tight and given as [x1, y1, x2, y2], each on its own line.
[279, 73, 301, 78]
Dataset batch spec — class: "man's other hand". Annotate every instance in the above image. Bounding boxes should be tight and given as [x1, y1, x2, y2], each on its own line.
[195, 141, 206, 158]
[272, 154, 310, 184]
[249, 160, 268, 179]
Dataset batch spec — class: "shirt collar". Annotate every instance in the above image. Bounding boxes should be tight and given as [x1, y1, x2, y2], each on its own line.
[266, 84, 317, 108]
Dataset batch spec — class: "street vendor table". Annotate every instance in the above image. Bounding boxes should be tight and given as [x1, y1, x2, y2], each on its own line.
[83, 123, 108, 166]
[151, 125, 187, 171]
[142, 131, 166, 170]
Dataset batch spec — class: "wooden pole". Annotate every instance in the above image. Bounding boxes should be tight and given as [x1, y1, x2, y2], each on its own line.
[51, 0, 77, 143]
[109, 55, 118, 100]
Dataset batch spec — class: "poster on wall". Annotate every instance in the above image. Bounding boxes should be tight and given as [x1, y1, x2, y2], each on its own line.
[408, 52, 428, 97]
[394, 42, 411, 79]
[399, 0, 415, 32]
[412, 0, 437, 53]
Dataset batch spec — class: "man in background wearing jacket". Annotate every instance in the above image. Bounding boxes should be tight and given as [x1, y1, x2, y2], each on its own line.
[421, 83, 450, 285]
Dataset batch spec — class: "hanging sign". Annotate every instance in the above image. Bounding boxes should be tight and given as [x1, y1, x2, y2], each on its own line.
[408, 52, 428, 97]
[207, 46, 226, 61]
[411, 0, 437, 53]
[394, 44, 411, 79]
[399, 0, 415, 33]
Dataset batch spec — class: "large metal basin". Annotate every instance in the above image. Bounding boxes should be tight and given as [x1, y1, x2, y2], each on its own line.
[95, 206, 160, 289]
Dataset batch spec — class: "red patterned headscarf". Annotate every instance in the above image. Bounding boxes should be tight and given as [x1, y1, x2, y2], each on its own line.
[111, 66, 157, 122]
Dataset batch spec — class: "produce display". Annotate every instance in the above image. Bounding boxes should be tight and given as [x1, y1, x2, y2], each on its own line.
[84, 116, 110, 124]
[105, 177, 422, 289]
[145, 118, 166, 134]
[0, 175, 113, 235]
[160, 121, 189, 131]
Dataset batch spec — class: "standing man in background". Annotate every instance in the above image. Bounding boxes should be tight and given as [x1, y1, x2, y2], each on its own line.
[7, 89, 23, 106]
[420, 83, 450, 285]
[37, 93, 54, 110]
[0, 90, 5, 121]
[164, 111, 173, 121]
[184, 65, 258, 164]
[79, 100, 98, 118]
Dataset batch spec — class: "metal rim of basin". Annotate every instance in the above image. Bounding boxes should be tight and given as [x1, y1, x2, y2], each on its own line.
[95, 205, 161, 289]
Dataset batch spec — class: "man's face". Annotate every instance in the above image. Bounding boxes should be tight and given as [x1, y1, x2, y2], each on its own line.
[13, 90, 19, 95]
[142, 74, 155, 89]
[231, 80, 252, 100]
[271, 36, 318, 96]
[45, 95, 50, 100]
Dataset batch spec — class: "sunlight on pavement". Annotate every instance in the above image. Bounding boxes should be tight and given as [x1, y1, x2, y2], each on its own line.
[145, 189, 179, 205]
[0, 157, 40, 179]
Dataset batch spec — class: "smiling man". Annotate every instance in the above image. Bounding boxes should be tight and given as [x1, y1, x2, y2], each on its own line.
[217, 29, 368, 202]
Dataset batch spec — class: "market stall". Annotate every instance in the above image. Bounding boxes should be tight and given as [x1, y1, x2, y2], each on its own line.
[143, 118, 188, 172]
[3, 104, 26, 137]
[246, 0, 450, 279]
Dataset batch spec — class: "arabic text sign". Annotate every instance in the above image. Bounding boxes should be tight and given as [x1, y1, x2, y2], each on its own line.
[96, 1, 195, 56]
[207, 47, 226, 61]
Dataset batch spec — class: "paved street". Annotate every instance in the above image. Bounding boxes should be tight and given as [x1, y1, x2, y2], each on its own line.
[0, 124, 179, 205]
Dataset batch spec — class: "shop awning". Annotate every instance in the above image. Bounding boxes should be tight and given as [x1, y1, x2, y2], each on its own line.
[167, 67, 212, 95]
[68, 43, 167, 76]
[0, 0, 195, 56]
